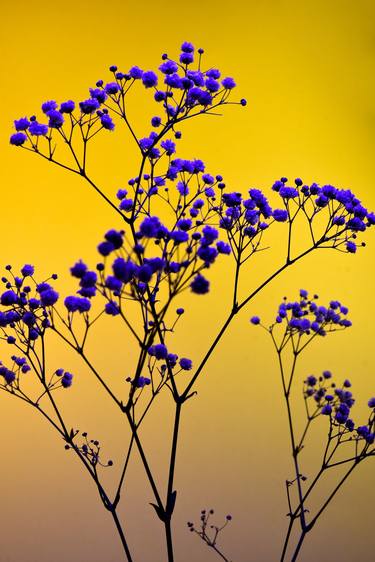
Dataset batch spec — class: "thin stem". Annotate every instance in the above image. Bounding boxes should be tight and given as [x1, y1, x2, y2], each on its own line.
[165, 402, 182, 562]
[110, 508, 134, 562]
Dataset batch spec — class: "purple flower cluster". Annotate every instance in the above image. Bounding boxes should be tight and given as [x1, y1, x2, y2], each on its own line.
[272, 177, 375, 253]
[251, 290, 352, 337]
[10, 42, 243, 155]
[304, 371, 375, 444]
[0, 265, 59, 347]
[214, 177, 374, 258]
[0, 354, 31, 386]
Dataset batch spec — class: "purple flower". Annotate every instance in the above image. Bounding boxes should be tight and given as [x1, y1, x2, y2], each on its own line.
[136, 376, 151, 388]
[41, 100, 58, 113]
[322, 404, 332, 415]
[216, 241, 231, 254]
[64, 296, 91, 313]
[112, 258, 137, 283]
[40, 289, 59, 306]
[14, 117, 30, 131]
[21, 264, 34, 277]
[60, 100, 75, 113]
[181, 41, 194, 53]
[161, 139, 176, 155]
[10, 132, 27, 146]
[279, 186, 299, 199]
[190, 274, 209, 295]
[79, 98, 100, 114]
[100, 114, 115, 130]
[98, 241, 114, 256]
[105, 301, 120, 315]
[29, 121, 48, 136]
[105, 82, 120, 95]
[250, 316, 260, 325]
[159, 60, 179, 74]
[179, 357, 193, 370]
[222, 77, 236, 89]
[90, 88, 108, 103]
[129, 66, 143, 79]
[142, 71, 158, 88]
[1, 290, 18, 306]
[70, 260, 87, 278]
[61, 372, 73, 388]
[47, 110, 64, 129]
[180, 52, 194, 65]
[273, 209, 288, 222]
[80, 271, 97, 288]
[206, 68, 221, 79]
[148, 343, 168, 360]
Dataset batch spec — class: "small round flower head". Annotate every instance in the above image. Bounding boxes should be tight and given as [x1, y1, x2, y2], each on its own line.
[21, 264, 34, 277]
[105, 301, 120, 316]
[151, 116, 162, 127]
[70, 260, 88, 279]
[90, 88, 108, 103]
[105, 82, 120, 95]
[1, 290, 18, 306]
[368, 397, 375, 408]
[64, 296, 91, 313]
[273, 209, 288, 222]
[60, 100, 75, 113]
[180, 52, 194, 65]
[321, 404, 332, 415]
[181, 41, 194, 53]
[40, 289, 59, 306]
[176, 308, 184, 315]
[307, 375, 317, 386]
[41, 100, 58, 114]
[10, 132, 27, 146]
[250, 316, 260, 325]
[14, 117, 30, 131]
[190, 274, 209, 295]
[100, 114, 115, 130]
[79, 98, 100, 114]
[222, 77, 236, 89]
[29, 121, 48, 136]
[159, 60, 179, 75]
[61, 372, 73, 388]
[240, 98, 247, 106]
[179, 357, 193, 370]
[148, 343, 168, 360]
[346, 241, 357, 253]
[129, 66, 143, 79]
[142, 71, 158, 88]
[47, 110, 64, 129]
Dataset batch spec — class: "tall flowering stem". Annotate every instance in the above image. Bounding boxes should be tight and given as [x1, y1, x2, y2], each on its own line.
[5, 41, 375, 562]
[251, 292, 374, 561]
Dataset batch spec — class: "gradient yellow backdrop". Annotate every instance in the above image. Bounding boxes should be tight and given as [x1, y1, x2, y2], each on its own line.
[1, 1, 374, 561]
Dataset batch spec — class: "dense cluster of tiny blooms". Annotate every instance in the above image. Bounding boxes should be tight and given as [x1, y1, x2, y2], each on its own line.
[0, 265, 77, 391]
[303, 371, 375, 444]
[10, 41, 246, 161]
[251, 290, 352, 337]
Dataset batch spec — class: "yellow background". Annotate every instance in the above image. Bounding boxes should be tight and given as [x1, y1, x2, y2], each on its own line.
[1, 1, 374, 561]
